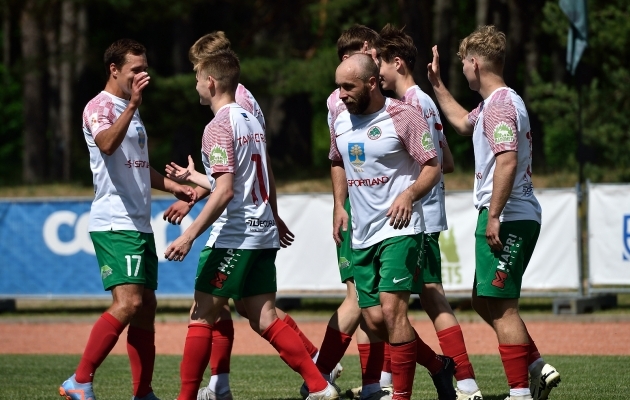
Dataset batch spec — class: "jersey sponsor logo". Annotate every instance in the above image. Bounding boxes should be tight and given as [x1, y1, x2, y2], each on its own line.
[491, 270, 508, 289]
[492, 233, 518, 289]
[338, 256, 350, 269]
[424, 108, 437, 119]
[493, 122, 515, 144]
[240, 112, 250, 121]
[136, 127, 146, 149]
[348, 143, 365, 171]
[393, 276, 410, 284]
[209, 145, 229, 166]
[125, 160, 150, 168]
[100, 265, 113, 280]
[623, 215, 630, 261]
[89, 112, 100, 132]
[247, 218, 276, 231]
[476, 172, 483, 180]
[522, 182, 534, 197]
[421, 131, 435, 151]
[347, 176, 390, 187]
[210, 271, 229, 289]
[237, 133, 266, 146]
[367, 126, 381, 140]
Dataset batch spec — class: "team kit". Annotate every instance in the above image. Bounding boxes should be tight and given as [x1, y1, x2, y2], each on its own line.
[58, 23, 560, 400]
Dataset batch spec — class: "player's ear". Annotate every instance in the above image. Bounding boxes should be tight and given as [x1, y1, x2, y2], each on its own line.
[109, 63, 118, 78]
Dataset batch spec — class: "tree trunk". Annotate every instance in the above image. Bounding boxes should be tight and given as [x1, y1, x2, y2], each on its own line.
[398, 0, 433, 94]
[476, 0, 489, 26]
[44, 2, 60, 180]
[59, 0, 75, 181]
[21, 0, 47, 184]
[2, 1, 9, 71]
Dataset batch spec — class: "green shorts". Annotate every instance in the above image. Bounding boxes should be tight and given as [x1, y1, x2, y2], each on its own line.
[474, 209, 541, 298]
[337, 197, 354, 283]
[352, 233, 424, 308]
[90, 230, 158, 291]
[195, 246, 278, 299]
[422, 232, 442, 284]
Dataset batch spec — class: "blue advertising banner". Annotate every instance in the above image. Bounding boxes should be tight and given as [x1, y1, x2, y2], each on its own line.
[0, 197, 206, 297]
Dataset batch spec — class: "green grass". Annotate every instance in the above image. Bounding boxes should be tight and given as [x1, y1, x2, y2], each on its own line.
[1, 354, 628, 399]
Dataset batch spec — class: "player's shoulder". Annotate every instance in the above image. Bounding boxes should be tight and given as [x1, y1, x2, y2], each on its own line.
[84, 91, 114, 112]
[385, 97, 422, 117]
[327, 88, 342, 110]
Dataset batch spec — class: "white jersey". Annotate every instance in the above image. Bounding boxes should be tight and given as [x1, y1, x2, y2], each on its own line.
[402, 85, 448, 233]
[468, 87, 541, 222]
[329, 97, 438, 249]
[327, 88, 346, 127]
[82, 91, 152, 233]
[236, 83, 266, 131]
[202, 103, 279, 249]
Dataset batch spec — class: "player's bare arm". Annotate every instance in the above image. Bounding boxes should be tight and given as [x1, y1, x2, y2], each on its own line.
[331, 160, 349, 246]
[266, 150, 295, 248]
[163, 185, 210, 225]
[164, 172, 234, 261]
[486, 150, 517, 251]
[149, 166, 197, 205]
[387, 157, 440, 229]
[427, 46, 473, 136]
[165, 155, 211, 190]
[442, 142, 455, 174]
[95, 72, 150, 155]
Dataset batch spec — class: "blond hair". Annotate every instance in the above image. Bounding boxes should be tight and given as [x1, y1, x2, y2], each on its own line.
[195, 48, 240, 93]
[189, 31, 231, 68]
[457, 25, 506, 68]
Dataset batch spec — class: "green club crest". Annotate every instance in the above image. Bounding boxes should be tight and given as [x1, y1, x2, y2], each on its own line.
[100, 265, 113, 280]
[339, 257, 350, 269]
[367, 126, 381, 140]
[493, 122, 515, 144]
[421, 131, 435, 151]
[209, 145, 228, 166]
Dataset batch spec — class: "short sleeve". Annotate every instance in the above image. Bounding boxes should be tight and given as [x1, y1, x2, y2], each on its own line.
[467, 102, 483, 127]
[201, 112, 235, 175]
[482, 101, 518, 154]
[389, 102, 437, 165]
[83, 95, 116, 138]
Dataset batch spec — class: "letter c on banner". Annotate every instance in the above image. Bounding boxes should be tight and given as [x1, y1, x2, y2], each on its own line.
[43, 211, 95, 256]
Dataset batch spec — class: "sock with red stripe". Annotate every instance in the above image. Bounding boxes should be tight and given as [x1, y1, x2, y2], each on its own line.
[210, 319, 234, 375]
[127, 326, 156, 398]
[261, 318, 327, 393]
[283, 314, 319, 359]
[75, 312, 125, 383]
[499, 344, 530, 392]
[437, 325, 475, 380]
[390, 340, 417, 400]
[315, 326, 353, 375]
[179, 324, 213, 400]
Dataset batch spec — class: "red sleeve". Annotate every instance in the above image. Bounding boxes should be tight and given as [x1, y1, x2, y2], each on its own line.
[201, 111, 235, 174]
[483, 100, 518, 154]
[389, 101, 437, 165]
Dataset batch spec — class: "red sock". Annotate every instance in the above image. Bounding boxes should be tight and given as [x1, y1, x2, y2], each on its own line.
[179, 324, 212, 400]
[210, 320, 234, 375]
[283, 314, 318, 358]
[383, 343, 392, 373]
[527, 333, 541, 366]
[127, 326, 155, 397]
[437, 325, 475, 380]
[413, 330, 443, 375]
[261, 318, 327, 393]
[75, 312, 124, 383]
[390, 340, 417, 400]
[316, 326, 353, 374]
[498, 344, 529, 389]
[358, 342, 384, 385]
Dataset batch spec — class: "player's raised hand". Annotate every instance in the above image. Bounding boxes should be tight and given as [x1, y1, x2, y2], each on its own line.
[166, 155, 196, 183]
[332, 204, 349, 246]
[164, 234, 193, 262]
[387, 191, 413, 230]
[130, 71, 150, 108]
[427, 45, 442, 87]
[275, 216, 295, 248]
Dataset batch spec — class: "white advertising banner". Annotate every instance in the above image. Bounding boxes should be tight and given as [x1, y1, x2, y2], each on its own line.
[275, 189, 579, 294]
[588, 183, 630, 286]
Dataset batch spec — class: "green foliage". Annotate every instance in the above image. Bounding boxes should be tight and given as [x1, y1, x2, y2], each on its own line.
[1, 354, 628, 399]
[0, 64, 22, 185]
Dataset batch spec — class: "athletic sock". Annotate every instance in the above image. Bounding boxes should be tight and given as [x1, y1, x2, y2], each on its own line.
[381, 343, 392, 386]
[261, 318, 327, 393]
[75, 312, 125, 383]
[127, 325, 155, 398]
[389, 340, 417, 400]
[209, 373, 230, 395]
[499, 344, 530, 391]
[358, 342, 384, 386]
[283, 314, 319, 359]
[527, 333, 544, 372]
[179, 324, 213, 400]
[210, 319, 234, 376]
[437, 325, 476, 381]
[315, 326, 353, 375]
[413, 330, 443, 376]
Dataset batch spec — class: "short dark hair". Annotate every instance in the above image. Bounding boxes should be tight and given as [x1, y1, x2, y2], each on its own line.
[336, 24, 382, 61]
[103, 39, 146, 77]
[379, 24, 417, 72]
[196, 48, 240, 93]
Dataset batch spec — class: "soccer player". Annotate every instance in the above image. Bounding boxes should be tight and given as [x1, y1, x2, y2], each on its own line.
[163, 31, 327, 400]
[59, 39, 197, 400]
[378, 24, 482, 400]
[427, 25, 561, 400]
[163, 46, 338, 400]
[331, 53, 455, 400]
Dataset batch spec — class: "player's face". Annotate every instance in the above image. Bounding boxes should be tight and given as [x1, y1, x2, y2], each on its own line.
[462, 56, 480, 91]
[339, 80, 370, 115]
[114, 53, 148, 97]
[195, 70, 211, 105]
[379, 59, 397, 92]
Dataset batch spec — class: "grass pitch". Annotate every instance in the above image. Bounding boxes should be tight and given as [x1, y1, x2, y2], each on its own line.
[0, 354, 627, 400]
